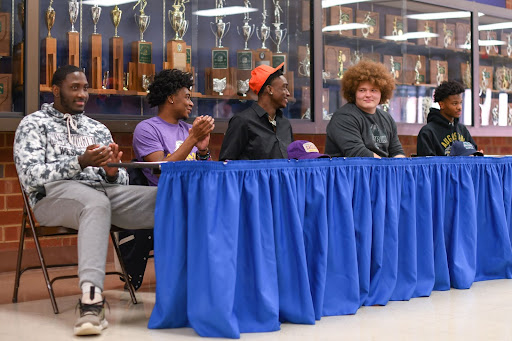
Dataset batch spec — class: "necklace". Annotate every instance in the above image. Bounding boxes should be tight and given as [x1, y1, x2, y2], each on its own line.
[268, 115, 276, 127]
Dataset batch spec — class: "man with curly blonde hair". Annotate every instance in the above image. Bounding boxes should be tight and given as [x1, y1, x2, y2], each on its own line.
[325, 60, 405, 158]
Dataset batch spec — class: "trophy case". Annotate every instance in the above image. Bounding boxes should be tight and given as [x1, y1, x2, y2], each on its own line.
[319, 1, 476, 125]
[38, 0, 310, 119]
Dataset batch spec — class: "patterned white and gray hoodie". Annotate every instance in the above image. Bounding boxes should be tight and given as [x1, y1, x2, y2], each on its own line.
[14, 103, 128, 207]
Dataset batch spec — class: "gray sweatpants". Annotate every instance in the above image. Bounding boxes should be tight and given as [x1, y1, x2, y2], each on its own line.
[33, 180, 157, 290]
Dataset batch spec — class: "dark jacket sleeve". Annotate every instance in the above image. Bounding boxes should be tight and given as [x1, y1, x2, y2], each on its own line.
[326, 112, 374, 157]
[416, 127, 436, 156]
[387, 117, 405, 157]
[219, 115, 248, 161]
[461, 126, 477, 150]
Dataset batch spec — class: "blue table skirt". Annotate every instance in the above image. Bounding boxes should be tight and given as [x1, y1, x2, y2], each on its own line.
[148, 157, 512, 338]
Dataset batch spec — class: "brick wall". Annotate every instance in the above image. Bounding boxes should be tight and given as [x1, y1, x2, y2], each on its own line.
[1, 131, 511, 272]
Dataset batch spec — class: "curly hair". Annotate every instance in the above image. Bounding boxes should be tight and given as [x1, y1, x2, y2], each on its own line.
[341, 60, 395, 104]
[147, 69, 194, 107]
[52, 65, 83, 87]
[433, 81, 464, 103]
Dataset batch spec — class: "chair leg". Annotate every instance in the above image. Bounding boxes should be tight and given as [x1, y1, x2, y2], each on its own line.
[110, 231, 138, 305]
[30, 224, 60, 314]
[12, 212, 27, 303]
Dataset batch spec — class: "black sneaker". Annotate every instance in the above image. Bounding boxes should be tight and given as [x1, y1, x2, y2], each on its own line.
[73, 298, 108, 336]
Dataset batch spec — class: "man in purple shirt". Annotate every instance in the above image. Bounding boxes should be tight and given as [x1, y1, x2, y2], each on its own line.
[124, 69, 214, 290]
[133, 69, 214, 185]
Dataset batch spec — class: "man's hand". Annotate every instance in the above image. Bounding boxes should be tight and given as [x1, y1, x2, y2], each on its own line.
[103, 143, 123, 179]
[189, 116, 215, 144]
[78, 144, 112, 169]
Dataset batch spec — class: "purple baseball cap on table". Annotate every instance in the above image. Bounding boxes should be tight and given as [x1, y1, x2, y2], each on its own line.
[287, 140, 330, 159]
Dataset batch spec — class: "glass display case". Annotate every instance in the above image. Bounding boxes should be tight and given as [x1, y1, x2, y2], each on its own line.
[320, 1, 474, 125]
[38, 0, 311, 119]
[0, 0, 25, 114]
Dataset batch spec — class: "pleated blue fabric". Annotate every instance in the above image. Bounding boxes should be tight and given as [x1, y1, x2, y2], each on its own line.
[148, 157, 512, 338]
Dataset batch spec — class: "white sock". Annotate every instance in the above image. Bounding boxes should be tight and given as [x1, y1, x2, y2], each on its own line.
[81, 282, 103, 304]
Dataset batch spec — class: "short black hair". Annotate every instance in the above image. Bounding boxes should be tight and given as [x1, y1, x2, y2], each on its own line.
[147, 69, 194, 107]
[51, 65, 84, 87]
[434, 81, 465, 103]
[258, 67, 284, 98]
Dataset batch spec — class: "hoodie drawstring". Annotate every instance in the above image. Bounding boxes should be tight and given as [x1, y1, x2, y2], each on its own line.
[63, 113, 78, 144]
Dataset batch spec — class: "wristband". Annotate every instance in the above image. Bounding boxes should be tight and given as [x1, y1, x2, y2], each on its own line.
[196, 149, 211, 161]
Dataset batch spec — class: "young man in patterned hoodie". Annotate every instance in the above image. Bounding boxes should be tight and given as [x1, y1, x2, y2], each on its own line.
[13, 65, 157, 336]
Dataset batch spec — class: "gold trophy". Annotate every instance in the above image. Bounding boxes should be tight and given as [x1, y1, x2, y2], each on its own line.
[89, 5, 103, 89]
[129, 0, 155, 92]
[337, 50, 346, 79]
[43, 0, 57, 87]
[67, 0, 80, 67]
[110, 5, 124, 90]
[165, 0, 190, 72]
[415, 55, 422, 85]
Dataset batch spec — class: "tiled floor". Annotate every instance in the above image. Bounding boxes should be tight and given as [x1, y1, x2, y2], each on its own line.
[1, 260, 512, 340]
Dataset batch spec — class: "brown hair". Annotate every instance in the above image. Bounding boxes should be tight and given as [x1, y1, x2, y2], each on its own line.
[341, 60, 395, 104]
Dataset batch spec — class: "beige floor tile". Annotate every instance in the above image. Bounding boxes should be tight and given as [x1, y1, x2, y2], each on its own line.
[0, 263, 511, 340]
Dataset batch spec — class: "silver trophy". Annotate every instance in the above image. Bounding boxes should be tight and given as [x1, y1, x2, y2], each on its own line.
[91, 5, 102, 35]
[256, 5, 270, 49]
[213, 77, 227, 95]
[134, 0, 150, 42]
[270, 1, 287, 53]
[68, 0, 79, 32]
[237, 79, 250, 97]
[210, 0, 230, 48]
[237, 0, 255, 50]
[169, 0, 189, 40]
[298, 44, 310, 77]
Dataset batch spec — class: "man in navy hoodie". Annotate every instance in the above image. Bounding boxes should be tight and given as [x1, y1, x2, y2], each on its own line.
[417, 81, 477, 156]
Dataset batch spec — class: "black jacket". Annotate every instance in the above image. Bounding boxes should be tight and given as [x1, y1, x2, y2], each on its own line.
[417, 108, 476, 156]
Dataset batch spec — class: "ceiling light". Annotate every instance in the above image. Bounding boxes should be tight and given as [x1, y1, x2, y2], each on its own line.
[479, 22, 512, 31]
[193, 6, 258, 17]
[322, 23, 369, 32]
[321, 0, 370, 9]
[459, 39, 506, 49]
[407, 11, 483, 20]
[82, 0, 138, 6]
[383, 31, 439, 41]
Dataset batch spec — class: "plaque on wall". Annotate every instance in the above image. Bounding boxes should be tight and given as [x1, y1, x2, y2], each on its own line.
[329, 6, 353, 36]
[385, 15, 404, 38]
[356, 10, 379, 39]
[362, 53, 380, 64]
[429, 60, 448, 86]
[460, 61, 472, 89]
[0, 13, 11, 56]
[479, 65, 494, 92]
[416, 20, 436, 46]
[383, 55, 403, 84]
[404, 54, 426, 85]
[455, 22, 471, 50]
[480, 30, 499, 56]
[302, 1, 326, 31]
[0, 73, 12, 111]
[324, 45, 350, 80]
[501, 32, 512, 58]
[437, 23, 455, 49]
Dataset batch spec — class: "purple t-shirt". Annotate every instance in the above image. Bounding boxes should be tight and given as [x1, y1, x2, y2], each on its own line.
[133, 116, 197, 186]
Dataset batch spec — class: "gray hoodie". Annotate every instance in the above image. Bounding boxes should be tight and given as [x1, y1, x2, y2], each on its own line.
[14, 103, 128, 207]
